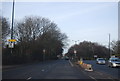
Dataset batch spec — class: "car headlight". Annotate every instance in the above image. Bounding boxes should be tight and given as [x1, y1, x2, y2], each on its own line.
[98, 61, 101, 63]
[112, 63, 117, 67]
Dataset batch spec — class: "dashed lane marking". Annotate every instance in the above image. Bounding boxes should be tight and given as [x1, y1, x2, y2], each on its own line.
[41, 69, 45, 72]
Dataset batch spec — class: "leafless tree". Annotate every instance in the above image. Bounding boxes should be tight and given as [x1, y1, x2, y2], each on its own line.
[2, 16, 68, 64]
[0, 16, 10, 47]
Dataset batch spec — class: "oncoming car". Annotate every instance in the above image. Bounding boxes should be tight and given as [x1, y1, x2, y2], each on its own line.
[108, 57, 120, 68]
[96, 58, 106, 64]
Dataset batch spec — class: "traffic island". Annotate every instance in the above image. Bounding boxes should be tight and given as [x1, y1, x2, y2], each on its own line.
[78, 61, 93, 71]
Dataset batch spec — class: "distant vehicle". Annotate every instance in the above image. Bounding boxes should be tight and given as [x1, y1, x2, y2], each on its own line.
[108, 57, 120, 68]
[96, 58, 106, 64]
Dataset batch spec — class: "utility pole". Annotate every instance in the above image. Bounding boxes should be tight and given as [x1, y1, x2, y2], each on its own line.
[10, 0, 15, 54]
[109, 34, 111, 58]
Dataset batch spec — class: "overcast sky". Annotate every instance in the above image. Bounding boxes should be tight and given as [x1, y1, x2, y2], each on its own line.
[2, 1, 118, 53]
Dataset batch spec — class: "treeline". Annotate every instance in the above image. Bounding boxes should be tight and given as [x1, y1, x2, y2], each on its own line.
[1, 16, 68, 65]
[67, 41, 120, 60]
[111, 40, 120, 57]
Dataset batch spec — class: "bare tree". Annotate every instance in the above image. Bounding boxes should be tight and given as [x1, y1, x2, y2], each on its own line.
[0, 16, 10, 47]
[111, 40, 120, 57]
[2, 16, 68, 64]
[68, 41, 109, 60]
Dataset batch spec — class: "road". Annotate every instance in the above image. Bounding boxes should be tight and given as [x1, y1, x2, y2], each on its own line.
[2, 59, 119, 80]
[3, 59, 91, 79]
[83, 60, 120, 79]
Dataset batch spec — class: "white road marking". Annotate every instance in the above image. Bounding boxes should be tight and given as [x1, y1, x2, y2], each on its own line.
[95, 71, 116, 80]
[89, 76, 97, 81]
[81, 69, 87, 75]
[27, 77, 32, 80]
[41, 69, 45, 71]
[107, 77, 115, 81]
[69, 60, 74, 67]
[95, 71, 103, 75]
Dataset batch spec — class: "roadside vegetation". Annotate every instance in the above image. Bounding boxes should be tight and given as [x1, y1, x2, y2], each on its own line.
[66, 40, 120, 60]
[1, 16, 68, 65]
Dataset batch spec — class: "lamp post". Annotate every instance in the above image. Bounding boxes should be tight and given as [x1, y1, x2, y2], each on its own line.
[11, 0, 15, 40]
[43, 49, 46, 61]
[108, 34, 111, 58]
[72, 40, 79, 62]
[91, 45, 96, 59]
[10, 0, 15, 54]
[72, 40, 79, 45]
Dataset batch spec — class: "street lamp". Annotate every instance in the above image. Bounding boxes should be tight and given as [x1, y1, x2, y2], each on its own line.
[72, 40, 79, 45]
[43, 49, 46, 61]
[72, 40, 79, 62]
[108, 33, 111, 58]
[10, 0, 15, 54]
[11, 0, 15, 40]
[91, 45, 96, 59]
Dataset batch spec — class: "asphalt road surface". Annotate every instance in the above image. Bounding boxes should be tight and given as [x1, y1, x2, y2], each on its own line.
[83, 60, 120, 79]
[2, 59, 120, 80]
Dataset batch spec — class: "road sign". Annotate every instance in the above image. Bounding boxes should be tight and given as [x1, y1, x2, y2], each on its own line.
[8, 39, 17, 42]
[8, 42, 14, 48]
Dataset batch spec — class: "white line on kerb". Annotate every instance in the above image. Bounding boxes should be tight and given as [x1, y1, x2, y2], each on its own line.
[27, 77, 32, 80]
[69, 60, 74, 67]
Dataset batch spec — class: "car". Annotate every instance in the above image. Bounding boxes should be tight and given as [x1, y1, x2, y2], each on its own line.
[96, 58, 106, 64]
[108, 57, 120, 68]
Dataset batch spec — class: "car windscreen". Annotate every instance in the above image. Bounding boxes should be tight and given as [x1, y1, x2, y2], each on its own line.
[111, 59, 120, 62]
[98, 59, 105, 60]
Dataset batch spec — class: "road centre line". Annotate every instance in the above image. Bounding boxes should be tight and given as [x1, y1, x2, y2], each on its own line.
[69, 60, 74, 67]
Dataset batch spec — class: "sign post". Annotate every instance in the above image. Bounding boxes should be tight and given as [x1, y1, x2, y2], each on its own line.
[74, 49, 77, 62]
[8, 39, 16, 54]
[8, 42, 14, 48]
[8, 39, 16, 42]
[94, 55, 97, 59]
[8, 39, 16, 48]
[74, 50, 77, 57]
